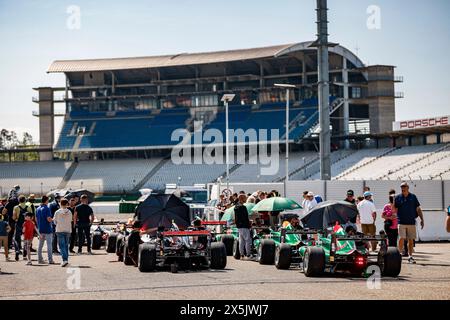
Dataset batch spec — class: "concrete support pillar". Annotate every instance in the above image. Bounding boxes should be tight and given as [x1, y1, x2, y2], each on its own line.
[37, 88, 54, 161]
[259, 63, 264, 89]
[342, 57, 350, 149]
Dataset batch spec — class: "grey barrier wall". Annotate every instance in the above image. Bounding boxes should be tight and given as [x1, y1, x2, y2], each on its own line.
[213, 180, 449, 211]
[210, 180, 450, 241]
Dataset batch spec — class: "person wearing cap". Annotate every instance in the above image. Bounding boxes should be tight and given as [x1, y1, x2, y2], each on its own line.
[393, 182, 424, 264]
[344, 190, 356, 205]
[302, 192, 318, 214]
[357, 191, 378, 251]
[343, 190, 357, 226]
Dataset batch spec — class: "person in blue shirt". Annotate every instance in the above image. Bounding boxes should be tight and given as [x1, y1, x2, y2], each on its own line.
[36, 196, 55, 264]
[48, 195, 61, 254]
[393, 182, 424, 264]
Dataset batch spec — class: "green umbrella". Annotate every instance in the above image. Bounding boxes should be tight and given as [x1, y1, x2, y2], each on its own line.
[251, 197, 302, 212]
[221, 203, 255, 221]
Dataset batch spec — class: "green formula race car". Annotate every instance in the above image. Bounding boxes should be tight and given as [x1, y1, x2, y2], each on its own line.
[201, 220, 235, 256]
[224, 226, 280, 265]
[276, 224, 402, 278]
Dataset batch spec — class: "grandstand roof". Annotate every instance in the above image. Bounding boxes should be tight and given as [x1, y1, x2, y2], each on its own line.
[47, 42, 365, 73]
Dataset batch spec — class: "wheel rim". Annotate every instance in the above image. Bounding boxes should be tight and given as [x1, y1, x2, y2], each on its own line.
[275, 248, 279, 265]
[257, 245, 262, 261]
[303, 251, 309, 272]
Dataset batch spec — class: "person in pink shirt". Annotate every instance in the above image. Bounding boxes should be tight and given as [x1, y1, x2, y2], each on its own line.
[382, 192, 398, 247]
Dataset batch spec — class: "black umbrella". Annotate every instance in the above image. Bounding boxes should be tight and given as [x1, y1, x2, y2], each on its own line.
[301, 200, 358, 230]
[65, 189, 95, 204]
[136, 194, 190, 230]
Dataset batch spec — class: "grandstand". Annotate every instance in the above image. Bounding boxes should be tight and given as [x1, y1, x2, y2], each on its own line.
[1, 143, 449, 196]
[1, 42, 449, 197]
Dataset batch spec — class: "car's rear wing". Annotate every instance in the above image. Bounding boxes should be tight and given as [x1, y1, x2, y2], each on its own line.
[161, 230, 211, 237]
[201, 221, 227, 226]
[333, 234, 386, 241]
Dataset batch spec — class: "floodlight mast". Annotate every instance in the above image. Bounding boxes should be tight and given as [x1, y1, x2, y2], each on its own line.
[221, 94, 236, 190]
[274, 83, 296, 197]
[316, 0, 331, 180]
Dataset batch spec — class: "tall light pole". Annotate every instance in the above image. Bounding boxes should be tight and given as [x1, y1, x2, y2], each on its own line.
[312, 0, 332, 180]
[274, 83, 296, 197]
[221, 94, 235, 190]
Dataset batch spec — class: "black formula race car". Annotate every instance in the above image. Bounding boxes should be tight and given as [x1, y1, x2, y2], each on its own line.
[136, 229, 227, 273]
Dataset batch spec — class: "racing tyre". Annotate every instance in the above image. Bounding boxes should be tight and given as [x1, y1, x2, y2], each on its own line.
[258, 239, 275, 265]
[232, 239, 241, 260]
[91, 232, 102, 250]
[221, 235, 234, 256]
[210, 242, 227, 269]
[303, 246, 325, 277]
[138, 243, 156, 272]
[106, 233, 117, 253]
[116, 234, 124, 261]
[275, 243, 291, 269]
[123, 242, 134, 266]
[379, 247, 402, 277]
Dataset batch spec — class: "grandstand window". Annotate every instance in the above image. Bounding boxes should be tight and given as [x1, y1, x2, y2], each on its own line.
[352, 87, 361, 98]
[191, 95, 218, 107]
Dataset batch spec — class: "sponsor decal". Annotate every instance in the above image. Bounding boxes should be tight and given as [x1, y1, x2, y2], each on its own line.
[393, 116, 449, 131]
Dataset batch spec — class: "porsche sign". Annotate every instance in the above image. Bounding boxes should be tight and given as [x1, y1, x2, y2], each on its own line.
[393, 116, 449, 131]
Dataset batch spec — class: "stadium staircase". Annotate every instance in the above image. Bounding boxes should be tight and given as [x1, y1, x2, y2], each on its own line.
[57, 161, 79, 189]
[335, 147, 399, 180]
[301, 149, 356, 180]
[132, 157, 170, 192]
[274, 155, 319, 182]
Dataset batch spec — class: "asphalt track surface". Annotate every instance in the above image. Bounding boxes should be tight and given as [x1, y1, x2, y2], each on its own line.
[1, 227, 449, 300]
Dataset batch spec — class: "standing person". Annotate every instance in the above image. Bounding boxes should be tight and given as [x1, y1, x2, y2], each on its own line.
[22, 212, 37, 265]
[357, 191, 377, 251]
[446, 205, 450, 233]
[4, 197, 18, 250]
[343, 190, 357, 227]
[301, 191, 309, 209]
[49, 195, 61, 254]
[68, 198, 78, 253]
[303, 192, 318, 214]
[344, 190, 356, 205]
[0, 197, 6, 216]
[8, 185, 20, 200]
[0, 213, 11, 261]
[382, 193, 398, 247]
[35, 196, 55, 264]
[12, 195, 32, 261]
[234, 194, 251, 260]
[26, 194, 37, 253]
[394, 182, 424, 264]
[53, 199, 72, 267]
[73, 194, 94, 255]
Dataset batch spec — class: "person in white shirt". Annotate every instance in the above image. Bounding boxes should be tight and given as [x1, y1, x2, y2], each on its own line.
[302, 192, 318, 214]
[53, 199, 73, 267]
[357, 191, 377, 251]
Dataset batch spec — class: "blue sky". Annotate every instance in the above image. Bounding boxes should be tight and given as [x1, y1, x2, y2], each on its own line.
[0, 0, 449, 142]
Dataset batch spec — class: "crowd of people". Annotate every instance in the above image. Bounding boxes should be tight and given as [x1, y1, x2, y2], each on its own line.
[0, 185, 94, 267]
[0, 181, 430, 267]
[214, 182, 425, 264]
